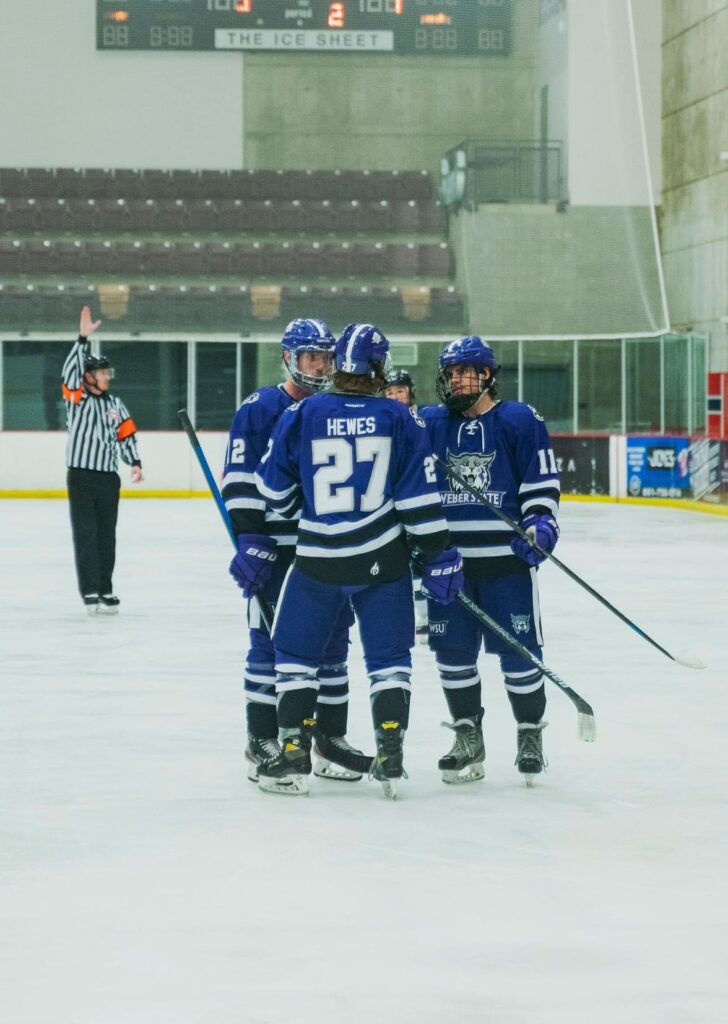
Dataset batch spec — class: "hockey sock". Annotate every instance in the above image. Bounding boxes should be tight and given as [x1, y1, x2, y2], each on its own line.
[442, 681, 482, 722]
[277, 686, 317, 730]
[315, 700, 348, 738]
[371, 687, 410, 731]
[246, 700, 278, 740]
[507, 682, 546, 724]
[316, 661, 349, 736]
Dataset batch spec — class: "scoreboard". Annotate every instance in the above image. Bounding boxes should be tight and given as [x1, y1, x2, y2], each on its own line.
[97, 1, 512, 55]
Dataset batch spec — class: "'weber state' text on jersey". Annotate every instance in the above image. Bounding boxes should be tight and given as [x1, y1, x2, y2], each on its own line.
[420, 400, 560, 578]
[221, 385, 299, 553]
[255, 392, 450, 586]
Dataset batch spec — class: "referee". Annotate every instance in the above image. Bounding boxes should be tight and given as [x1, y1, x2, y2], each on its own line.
[62, 306, 143, 614]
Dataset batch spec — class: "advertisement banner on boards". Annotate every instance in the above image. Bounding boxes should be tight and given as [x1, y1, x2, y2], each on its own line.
[626, 436, 690, 498]
[688, 439, 723, 501]
[552, 436, 610, 495]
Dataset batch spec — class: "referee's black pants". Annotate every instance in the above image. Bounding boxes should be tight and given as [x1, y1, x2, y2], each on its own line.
[67, 468, 120, 597]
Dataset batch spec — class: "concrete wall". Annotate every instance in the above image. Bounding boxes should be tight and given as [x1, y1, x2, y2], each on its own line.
[0, 0, 243, 169]
[567, 0, 661, 205]
[661, 1, 728, 369]
[241, 4, 539, 176]
[451, 203, 664, 337]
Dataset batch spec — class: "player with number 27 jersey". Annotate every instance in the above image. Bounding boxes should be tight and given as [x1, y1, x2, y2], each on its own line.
[254, 323, 460, 798]
[257, 392, 449, 584]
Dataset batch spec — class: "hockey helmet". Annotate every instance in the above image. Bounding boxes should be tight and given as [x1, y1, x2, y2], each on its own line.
[335, 323, 391, 379]
[436, 336, 499, 413]
[280, 318, 335, 392]
[384, 368, 416, 404]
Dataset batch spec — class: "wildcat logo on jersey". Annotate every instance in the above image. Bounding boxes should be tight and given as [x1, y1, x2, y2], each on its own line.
[511, 613, 531, 635]
[447, 450, 496, 493]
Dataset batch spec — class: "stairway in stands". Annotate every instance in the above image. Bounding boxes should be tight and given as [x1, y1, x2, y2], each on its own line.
[0, 167, 465, 334]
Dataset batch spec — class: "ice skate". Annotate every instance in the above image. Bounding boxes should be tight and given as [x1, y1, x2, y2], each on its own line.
[258, 723, 313, 796]
[371, 722, 406, 800]
[438, 710, 485, 784]
[83, 594, 99, 616]
[515, 721, 548, 786]
[97, 594, 120, 615]
[245, 735, 282, 783]
[313, 735, 364, 782]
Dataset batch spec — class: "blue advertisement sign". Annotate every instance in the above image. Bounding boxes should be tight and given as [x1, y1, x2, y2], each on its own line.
[626, 436, 691, 498]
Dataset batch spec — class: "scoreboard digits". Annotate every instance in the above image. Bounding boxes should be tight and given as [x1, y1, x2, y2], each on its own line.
[97, 0, 512, 55]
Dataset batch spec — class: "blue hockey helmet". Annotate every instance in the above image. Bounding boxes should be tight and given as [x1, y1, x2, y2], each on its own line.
[280, 318, 335, 392]
[436, 335, 499, 413]
[335, 323, 391, 380]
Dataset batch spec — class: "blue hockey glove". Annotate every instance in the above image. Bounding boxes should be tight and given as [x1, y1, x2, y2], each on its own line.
[229, 534, 278, 598]
[510, 514, 559, 567]
[420, 547, 464, 605]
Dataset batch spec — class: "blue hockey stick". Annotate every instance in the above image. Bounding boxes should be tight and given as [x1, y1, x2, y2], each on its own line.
[178, 408, 274, 634]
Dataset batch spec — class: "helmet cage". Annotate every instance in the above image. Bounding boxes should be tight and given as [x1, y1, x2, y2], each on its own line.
[436, 363, 499, 413]
[284, 343, 334, 393]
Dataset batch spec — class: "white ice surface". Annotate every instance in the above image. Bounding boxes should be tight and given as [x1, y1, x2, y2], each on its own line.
[1, 499, 727, 1024]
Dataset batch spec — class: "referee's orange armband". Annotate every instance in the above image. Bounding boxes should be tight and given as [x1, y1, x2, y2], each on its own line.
[62, 383, 83, 405]
[117, 418, 137, 441]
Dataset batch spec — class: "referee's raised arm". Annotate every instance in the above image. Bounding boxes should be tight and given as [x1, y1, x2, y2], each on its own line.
[61, 305, 101, 400]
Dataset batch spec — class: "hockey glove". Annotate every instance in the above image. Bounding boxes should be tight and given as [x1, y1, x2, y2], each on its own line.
[229, 534, 278, 598]
[510, 513, 559, 567]
[420, 547, 464, 605]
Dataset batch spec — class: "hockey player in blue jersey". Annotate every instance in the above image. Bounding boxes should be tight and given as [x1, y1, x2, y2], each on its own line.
[420, 336, 560, 785]
[223, 318, 363, 788]
[255, 324, 463, 798]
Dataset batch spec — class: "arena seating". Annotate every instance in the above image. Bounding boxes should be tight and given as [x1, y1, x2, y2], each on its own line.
[1, 165, 464, 333]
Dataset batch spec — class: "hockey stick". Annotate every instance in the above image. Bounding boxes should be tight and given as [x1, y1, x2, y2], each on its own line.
[178, 408, 274, 634]
[456, 592, 596, 742]
[178, 409, 372, 777]
[435, 456, 706, 670]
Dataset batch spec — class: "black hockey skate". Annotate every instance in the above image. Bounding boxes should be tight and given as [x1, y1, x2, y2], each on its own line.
[98, 594, 120, 615]
[83, 594, 99, 616]
[515, 721, 548, 786]
[371, 721, 406, 800]
[245, 735, 282, 783]
[313, 735, 364, 782]
[438, 710, 485, 784]
[258, 721, 314, 796]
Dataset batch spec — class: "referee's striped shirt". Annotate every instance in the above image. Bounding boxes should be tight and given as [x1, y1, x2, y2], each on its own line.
[62, 337, 141, 473]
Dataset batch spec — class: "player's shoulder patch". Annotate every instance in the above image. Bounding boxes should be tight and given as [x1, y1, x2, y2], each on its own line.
[527, 403, 545, 422]
[241, 391, 260, 407]
[286, 399, 303, 413]
[409, 406, 426, 428]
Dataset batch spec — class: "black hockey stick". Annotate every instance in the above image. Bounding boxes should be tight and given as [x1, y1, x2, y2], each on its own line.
[178, 408, 275, 633]
[436, 456, 706, 670]
[456, 592, 596, 742]
[178, 410, 373, 777]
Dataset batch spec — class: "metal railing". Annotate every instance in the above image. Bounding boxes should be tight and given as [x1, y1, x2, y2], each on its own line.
[439, 139, 566, 209]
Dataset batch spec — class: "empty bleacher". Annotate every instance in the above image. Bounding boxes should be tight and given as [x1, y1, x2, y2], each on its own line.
[0, 167, 464, 334]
